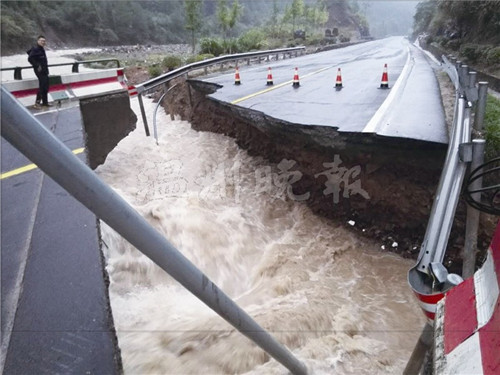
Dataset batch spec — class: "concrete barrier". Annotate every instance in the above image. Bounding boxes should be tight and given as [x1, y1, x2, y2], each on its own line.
[2, 68, 131, 107]
[434, 221, 500, 374]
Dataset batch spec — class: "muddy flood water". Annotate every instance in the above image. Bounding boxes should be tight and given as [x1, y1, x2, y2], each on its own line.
[96, 97, 427, 374]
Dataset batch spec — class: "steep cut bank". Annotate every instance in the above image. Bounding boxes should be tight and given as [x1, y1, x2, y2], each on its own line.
[155, 74, 497, 273]
[159, 77, 465, 265]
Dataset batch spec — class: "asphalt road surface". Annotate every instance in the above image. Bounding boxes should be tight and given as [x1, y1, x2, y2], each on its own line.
[1, 105, 119, 374]
[202, 36, 448, 144]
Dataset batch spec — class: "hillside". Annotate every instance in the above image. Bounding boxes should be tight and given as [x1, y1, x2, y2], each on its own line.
[413, 0, 500, 75]
[1, 0, 368, 55]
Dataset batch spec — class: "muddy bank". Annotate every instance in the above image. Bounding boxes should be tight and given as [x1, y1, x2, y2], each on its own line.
[80, 91, 137, 169]
[159, 76, 492, 273]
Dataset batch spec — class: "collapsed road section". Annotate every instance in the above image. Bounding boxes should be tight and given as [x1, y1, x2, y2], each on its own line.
[157, 37, 487, 267]
[166, 77, 446, 258]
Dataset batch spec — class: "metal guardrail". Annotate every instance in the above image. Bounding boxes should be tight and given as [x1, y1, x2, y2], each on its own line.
[153, 84, 178, 145]
[134, 46, 306, 136]
[1, 59, 121, 80]
[136, 46, 305, 94]
[408, 55, 484, 299]
[0, 86, 308, 375]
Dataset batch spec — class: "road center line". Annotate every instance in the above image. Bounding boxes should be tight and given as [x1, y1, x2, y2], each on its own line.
[231, 66, 333, 104]
[1, 147, 85, 180]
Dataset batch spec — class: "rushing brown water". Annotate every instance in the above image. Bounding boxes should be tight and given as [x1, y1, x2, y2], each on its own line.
[96, 98, 426, 374]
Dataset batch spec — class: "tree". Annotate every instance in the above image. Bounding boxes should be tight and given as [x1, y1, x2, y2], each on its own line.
[217, 0, 242, 40]
[229, 0, 243, 34]
[185, 0, 202, 53]
[304, 2, 329, 33]
[412, 0, 438, 38]
[217, 0, 230, 38]
[269, 0, 280, 38]
[290, 0, 304, 32]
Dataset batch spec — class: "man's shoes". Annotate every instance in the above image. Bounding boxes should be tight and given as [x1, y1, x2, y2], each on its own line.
[41, 103, 53, 107]
[33, 103, 42, 109]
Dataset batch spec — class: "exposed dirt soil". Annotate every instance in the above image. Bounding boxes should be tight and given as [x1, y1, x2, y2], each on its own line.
[124, 66, 151, 86]
[124, 55, 496, 275]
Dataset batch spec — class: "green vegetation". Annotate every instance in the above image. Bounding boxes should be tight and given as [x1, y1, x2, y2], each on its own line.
[238, 29, 267, 51]
[413, 1, 500, 71]
[199, 37, 226, 56]
[162, 55, 183, 71]
[1, 0, 368, 55]
[414, 1, 500, 44]
[217, 0, 242, 43]
[148, 65, 163, 78]
[185, 54, 215, 64]
[484, 95, 500, 161]
[199, 28, 267, 56]
[184, 0, 203, 54]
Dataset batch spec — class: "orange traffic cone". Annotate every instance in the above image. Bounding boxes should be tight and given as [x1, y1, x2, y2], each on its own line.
[234, 66, 241, 85]
[266, 67, 274, 86]
[380, 64, 389, 89]
[292, 67, 300, 88]
[335, 68, 343, 89]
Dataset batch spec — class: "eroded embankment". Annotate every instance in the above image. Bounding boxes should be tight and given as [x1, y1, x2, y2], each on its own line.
[161, 76, 484, 272]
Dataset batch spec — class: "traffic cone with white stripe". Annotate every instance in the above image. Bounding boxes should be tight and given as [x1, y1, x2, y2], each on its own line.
[335, 68, 343, 90]
[292, 67, 300, 88]
[266, 67, 274, 86]
[234, 66, 241, 85]
[380, 63, 389, 89]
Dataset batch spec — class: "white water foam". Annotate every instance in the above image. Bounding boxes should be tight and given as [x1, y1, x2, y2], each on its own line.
[96, 97, 426, 374]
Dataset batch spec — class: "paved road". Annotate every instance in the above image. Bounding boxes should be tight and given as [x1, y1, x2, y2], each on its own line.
[202, 36, 447, 144]
[1, 105, 119, 374]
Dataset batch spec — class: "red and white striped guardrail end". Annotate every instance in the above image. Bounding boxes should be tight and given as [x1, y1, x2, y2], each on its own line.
[412, 289, 446, 321]
[117, 68, 136, 97]
[127, 85, 138, 97]
[435, 220, 500, 374]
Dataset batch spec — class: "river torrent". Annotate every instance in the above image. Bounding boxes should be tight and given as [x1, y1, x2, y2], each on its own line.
[96, 97, 426, 374]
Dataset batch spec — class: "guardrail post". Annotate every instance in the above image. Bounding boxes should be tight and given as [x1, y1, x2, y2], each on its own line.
[474, 82, 489, 132]
[459, 64, 469, 87]
[14, 67, 22, 80]
[468, 71, 477, 89]
[463, 139, 486, 278]
[1, 87, 308, 375]
[137, 93, 150, 136]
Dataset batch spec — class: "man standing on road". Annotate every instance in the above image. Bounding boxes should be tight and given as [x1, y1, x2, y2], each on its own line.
[28, 35, 51, 108]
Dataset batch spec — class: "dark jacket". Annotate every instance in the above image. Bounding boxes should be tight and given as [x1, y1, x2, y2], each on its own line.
[27, 45, 49, 75]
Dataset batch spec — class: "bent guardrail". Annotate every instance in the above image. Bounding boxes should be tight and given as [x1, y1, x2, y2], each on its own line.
[1, 59, 121, 80]
[134, 46, 306, 136]
[408, 55, 486, 320]
[136, 47, 305, 94]
[0, 86, 307, 375]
